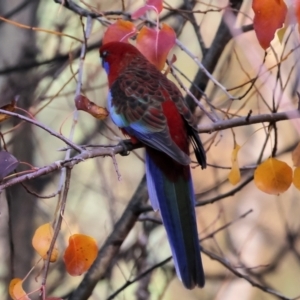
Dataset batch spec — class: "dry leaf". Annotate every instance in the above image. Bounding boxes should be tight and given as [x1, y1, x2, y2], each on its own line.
[0, 98, 17, 122]
[75, 95, 109, 120]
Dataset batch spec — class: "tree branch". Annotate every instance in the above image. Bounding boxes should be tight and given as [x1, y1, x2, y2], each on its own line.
[197, 109, 300, 133]
[0, 141, 137, 191]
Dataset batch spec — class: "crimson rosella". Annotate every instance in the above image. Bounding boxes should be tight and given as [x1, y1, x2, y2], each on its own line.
[100, 41, 206, 289]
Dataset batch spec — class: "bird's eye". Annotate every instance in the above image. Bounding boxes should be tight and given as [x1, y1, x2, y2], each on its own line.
[100, 50, 110, 74]
[102, 50, 109, 58]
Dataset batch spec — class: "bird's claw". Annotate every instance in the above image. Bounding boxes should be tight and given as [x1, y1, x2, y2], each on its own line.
[118, 139, 132, 156]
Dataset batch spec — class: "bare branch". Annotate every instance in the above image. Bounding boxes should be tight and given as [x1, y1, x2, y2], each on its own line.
[0, 141, 136, 191]
[0, 109, 82, 152]
[197, 109, 300, 133]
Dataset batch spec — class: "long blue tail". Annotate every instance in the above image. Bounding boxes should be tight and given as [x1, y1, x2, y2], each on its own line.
[145, 150, 205, 289]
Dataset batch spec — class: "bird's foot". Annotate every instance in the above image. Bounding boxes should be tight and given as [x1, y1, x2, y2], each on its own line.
[118, 139, 133, 156]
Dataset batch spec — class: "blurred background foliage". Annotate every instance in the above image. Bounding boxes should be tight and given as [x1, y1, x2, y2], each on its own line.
[0, 0, 300, 299]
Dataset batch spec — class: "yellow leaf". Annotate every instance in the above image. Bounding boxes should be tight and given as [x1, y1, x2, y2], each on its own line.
[293, 167, 300, 190]
[9, 278, 30, 300]
[277, 25, 287, 43]
[228, 144, 241, 185]
[32, 223, 59, 262]
[292, 142, 300, 167]
[254, 158, 292, 195]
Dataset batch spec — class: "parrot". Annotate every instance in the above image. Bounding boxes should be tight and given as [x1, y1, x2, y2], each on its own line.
[100, 41, 206, 289]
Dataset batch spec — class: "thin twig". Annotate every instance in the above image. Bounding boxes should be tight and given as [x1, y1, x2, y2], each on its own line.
[0, 109, 82, 152]
[197, 109, 300, 133]
[40, 167, 72, 298]
[106, 257, 171, 300]
[196, 175, 254, 206]
[201, 248, 292, 300]
[20, 183, 61, 199]
[108, 148, 122, 181]
[169, 60, 218, 122]
[106, 208, 254, 300]
[176, 39, 237, 100]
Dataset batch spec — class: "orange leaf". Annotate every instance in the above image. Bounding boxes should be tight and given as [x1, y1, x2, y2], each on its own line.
[63, 234, 98, 276]
[132, 0, 163, 19]
[254, 158, 292, 194]
[9, 278, 30, 300]
[136, 24, 176, 70]
[228, 144, 241, 185]
[103, 20, 137, 44]
[75, 95, 109, 120]
[292, 142, 300, 167]
[32, 223, 59, 262]
[252, 0, 287, 49]
[293, 167, 300, 190]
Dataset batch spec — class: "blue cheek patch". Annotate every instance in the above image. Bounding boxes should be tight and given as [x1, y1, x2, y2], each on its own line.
[101, 59, 110, 74]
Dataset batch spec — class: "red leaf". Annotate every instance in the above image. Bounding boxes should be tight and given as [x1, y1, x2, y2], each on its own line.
[132, 0, 163, 19]
[103, 20, 137, 44]
[252, 0, 287, 49]
[64, 234, 98, 276]
[295, 0, 300, 24]
[136, 23, 176, 70]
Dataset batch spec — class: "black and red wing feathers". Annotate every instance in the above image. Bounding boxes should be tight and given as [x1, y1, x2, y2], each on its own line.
[109, 53, 205, 167]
